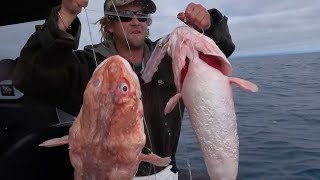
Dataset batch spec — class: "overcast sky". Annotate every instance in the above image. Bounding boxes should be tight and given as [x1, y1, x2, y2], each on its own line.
[1, 0, 319, 58]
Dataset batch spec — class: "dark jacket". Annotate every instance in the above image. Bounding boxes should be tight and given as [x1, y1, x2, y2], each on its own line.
[12, 6, 235, 175]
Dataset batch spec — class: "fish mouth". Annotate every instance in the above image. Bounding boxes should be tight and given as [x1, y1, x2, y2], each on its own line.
[199, 51, 233, 76]
[198, 52, 224, 73]
[180, 52, 232, 86]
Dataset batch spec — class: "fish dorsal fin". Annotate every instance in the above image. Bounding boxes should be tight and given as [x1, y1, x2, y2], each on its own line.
[38, 135, 69, 147]
[142, 35, 170, 83]
[229, 77, 258, 92]
[139, 153, 171, 167]
[164, 93, 182, 115]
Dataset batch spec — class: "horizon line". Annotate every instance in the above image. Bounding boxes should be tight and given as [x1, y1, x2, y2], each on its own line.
[230, 49, 320, 59]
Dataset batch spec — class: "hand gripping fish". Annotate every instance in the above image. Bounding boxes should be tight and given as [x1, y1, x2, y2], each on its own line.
[39, 55, 171, 180]
[142, 26, 258, 180]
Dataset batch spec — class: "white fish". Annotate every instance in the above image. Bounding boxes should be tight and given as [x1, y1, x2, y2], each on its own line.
[142, 26, 258, 180]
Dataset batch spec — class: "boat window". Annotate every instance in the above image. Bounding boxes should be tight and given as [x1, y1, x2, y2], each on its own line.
[0, 20, 44, 60]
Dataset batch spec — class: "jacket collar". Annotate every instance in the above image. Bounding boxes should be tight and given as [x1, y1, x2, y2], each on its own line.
[84, 39, 153, 66]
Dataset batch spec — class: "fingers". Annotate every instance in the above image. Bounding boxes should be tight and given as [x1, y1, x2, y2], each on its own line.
[77, 0, 89, 7]
[177, 12, 192, 27]
[177, 12, 186, 22]
[177, 3, 211, 30]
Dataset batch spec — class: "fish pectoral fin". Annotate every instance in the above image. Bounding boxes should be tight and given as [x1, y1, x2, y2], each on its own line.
[38, 135, 69, 147]
[139, 153, 171, 167]
[229, 77, 258, 92]
[164, 93, 182, 115]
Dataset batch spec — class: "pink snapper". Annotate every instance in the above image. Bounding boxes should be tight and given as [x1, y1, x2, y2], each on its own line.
[40, 55, 171, 180]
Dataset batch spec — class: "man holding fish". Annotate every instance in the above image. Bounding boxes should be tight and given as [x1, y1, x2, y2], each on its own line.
[13, 0, 235, 179]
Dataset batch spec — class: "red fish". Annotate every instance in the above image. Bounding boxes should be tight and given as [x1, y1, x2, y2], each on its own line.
[40, 55, 171, 180]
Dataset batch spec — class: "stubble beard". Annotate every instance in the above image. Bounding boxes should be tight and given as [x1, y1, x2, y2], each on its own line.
[126, 32, 146, 50]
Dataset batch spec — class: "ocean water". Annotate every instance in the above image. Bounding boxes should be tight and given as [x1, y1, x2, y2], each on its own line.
[175, 52, 320, 179]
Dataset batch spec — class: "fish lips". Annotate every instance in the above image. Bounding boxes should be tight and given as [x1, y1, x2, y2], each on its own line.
[198, 52, 233, 76]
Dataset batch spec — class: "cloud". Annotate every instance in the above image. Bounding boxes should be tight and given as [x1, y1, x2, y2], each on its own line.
[1, 0, 319, 58]
[78, 0, 320, 57]
[226, 0, 320, 56]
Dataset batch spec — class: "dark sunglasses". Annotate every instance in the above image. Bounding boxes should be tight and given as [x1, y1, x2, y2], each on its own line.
[107, 10, 149, 22]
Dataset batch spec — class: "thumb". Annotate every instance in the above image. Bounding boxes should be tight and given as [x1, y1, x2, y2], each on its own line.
[77, 0, 89, 7]
[177, 12, 186, 22]
[177, 12, 193, 27]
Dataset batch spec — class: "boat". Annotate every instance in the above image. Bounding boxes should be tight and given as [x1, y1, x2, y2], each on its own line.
[0, 0, 75, 179]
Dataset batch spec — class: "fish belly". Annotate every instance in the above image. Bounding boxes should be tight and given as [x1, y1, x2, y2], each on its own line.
[181, 60, 239, 180]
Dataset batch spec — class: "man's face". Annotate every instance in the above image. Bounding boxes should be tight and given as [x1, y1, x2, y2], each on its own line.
[107, 3, 149, 50]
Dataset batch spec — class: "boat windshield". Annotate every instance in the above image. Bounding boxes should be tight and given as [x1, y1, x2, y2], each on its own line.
[0, 20, 44, 60]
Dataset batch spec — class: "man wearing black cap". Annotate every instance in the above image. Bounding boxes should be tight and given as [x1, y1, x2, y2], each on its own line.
[13, 0, 235, 179]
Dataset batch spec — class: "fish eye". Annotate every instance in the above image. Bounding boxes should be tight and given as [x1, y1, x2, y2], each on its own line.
[93, 79, 100, 87]
[120, 83, 128, 92]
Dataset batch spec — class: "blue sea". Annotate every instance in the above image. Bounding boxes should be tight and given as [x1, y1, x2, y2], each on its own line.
[175, 52, 320, 180]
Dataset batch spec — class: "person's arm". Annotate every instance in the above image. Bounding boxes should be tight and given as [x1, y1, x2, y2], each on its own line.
[177, 3, 235, 57]
[12, 6, 97, 115]
[204, 9, 235, 57]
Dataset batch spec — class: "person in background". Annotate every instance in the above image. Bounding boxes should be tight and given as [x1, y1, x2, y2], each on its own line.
[13, 0, 235, 178]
